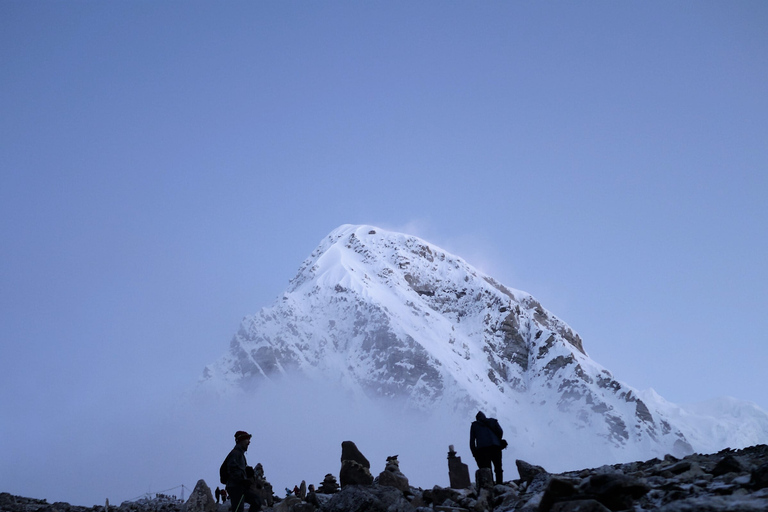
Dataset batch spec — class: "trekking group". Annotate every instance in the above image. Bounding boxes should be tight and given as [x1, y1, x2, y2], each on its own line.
[221, 411, 506, 511]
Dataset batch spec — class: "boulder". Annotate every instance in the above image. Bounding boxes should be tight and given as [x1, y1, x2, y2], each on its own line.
[752, 462, 768, 490]
[582, 473, 650, 511]
[340, 460, 374, 488]
[323, 485, 414, 512]
[421, 486, 459, 507]
[272, 495, 314, 512]
[475, 468, 494, 491]
[539, 477, 578, 512]
[340, 441, 374, 488]
[712, 455, 745, 477]
[341, 441, 370, 468]
[516, 460, 548, 485]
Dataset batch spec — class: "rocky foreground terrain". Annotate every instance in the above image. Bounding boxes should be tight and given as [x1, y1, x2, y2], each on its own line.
[3, 444, 768, 512]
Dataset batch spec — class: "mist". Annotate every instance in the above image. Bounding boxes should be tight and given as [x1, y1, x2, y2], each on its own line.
[2, 373, 474, 507]
[3, 363, 666, 508]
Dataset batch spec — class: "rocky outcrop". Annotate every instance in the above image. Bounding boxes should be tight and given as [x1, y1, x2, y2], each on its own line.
[339, 441, 373, 488]
[180, 481, 215, 512]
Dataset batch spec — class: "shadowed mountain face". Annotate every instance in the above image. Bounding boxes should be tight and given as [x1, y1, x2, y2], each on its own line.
[201, 225, 767, 464]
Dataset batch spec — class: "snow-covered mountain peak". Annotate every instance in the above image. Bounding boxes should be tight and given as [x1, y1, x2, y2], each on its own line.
[200, 224, 768, 470]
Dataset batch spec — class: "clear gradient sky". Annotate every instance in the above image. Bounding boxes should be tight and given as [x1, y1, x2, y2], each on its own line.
[1, 0, 767, 505]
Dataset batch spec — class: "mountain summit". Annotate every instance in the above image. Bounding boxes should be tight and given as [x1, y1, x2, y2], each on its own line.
[201, 224, 768, 467]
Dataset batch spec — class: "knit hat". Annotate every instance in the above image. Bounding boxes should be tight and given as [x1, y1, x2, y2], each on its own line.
[234, 430, 252, 442]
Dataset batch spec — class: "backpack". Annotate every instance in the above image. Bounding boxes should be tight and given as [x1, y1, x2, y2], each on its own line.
[485, 417, 508, 448]
[487, 417, 503, 440]
[219, 458, 228, 485]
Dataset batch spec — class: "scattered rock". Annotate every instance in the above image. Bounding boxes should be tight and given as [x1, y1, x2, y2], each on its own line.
[4, 444, 768, 512]
[323, 485, 413, 512]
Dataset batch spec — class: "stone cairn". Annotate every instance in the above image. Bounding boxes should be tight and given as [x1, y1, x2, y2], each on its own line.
[316, 474, 339, 495]
[447, 444, 471, 490]
[247, 462, 275, 508]
[376, 455, 410, 493]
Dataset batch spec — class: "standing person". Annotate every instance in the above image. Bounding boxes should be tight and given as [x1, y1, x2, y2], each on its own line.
[222, 431, 262, 512]
[469, 411, 505, 485]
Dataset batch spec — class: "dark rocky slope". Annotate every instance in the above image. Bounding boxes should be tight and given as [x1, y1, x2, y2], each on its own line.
[3, 444, 768, 512]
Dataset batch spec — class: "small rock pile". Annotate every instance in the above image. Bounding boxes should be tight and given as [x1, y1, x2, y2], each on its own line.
[3, 444, 768, 512]
[316, 475, 339, 495]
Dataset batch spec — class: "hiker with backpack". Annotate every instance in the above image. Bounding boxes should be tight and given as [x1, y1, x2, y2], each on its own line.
[469, 411, 507, 485]
[221, 431, 262, 512]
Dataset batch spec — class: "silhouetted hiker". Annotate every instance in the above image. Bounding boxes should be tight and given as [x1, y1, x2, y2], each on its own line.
[221, 430, 262, 512]
[469, 411, 506, 484]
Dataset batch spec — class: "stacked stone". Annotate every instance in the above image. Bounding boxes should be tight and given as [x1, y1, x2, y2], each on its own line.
[447, 445, 471, 490]
[248, 463, 275, 507]
[376, 455, 410, 493]
[316, 474, 339, 494]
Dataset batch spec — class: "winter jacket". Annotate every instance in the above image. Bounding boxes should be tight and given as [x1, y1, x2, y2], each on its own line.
[470, 412, 503, 454]
[225, 445, 250, 490]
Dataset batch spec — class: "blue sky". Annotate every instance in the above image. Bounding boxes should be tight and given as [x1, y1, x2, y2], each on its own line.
[1, 0, 767, 505]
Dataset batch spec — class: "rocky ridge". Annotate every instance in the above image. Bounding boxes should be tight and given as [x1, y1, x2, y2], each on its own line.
[4, 444, 767, 512]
